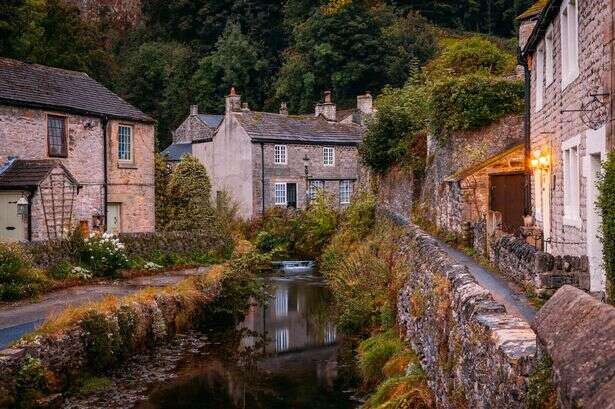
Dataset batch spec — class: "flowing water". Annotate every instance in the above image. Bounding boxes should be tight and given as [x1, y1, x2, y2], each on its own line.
[135, 275, 359, 409]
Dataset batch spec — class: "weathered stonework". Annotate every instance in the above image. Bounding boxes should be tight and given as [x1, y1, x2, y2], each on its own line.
[395, 220, 537, 409]
[491, 234, 590, 294]
[532, 285, 615, 409]
[375, 166, 416, 220]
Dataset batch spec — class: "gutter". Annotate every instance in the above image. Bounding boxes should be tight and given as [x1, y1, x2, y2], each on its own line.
[518, 48, 533, 216]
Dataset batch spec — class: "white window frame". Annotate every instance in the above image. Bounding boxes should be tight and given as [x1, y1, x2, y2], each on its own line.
[560, 0, 579, 90]
[339, 180, 352, 204]
[323, 146, 335, 166]
[274, 145, 287, 165]
[118, 125, 133, 162]
[308, 180, 324, 201]
[274, 182, 287, 206]
[545, 24, 554, 85]
[535, 41, 545, 112]
[562, 136, 581, 227]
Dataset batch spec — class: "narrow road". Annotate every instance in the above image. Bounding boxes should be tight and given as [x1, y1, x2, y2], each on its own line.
[385, 210, 537, 323]
[0, 267, 209, 349]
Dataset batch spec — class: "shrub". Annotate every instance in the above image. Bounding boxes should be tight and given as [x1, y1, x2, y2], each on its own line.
[526, 355, 557, 409]
[598, 151, 615, 303]
[80, 310, 122, 373]
[15, 355, 50, 408]
[0, 242, 49, 300]
[295, 192, 338, 259]
[82, 233, 129, 277]
[358, 330, 406, 386]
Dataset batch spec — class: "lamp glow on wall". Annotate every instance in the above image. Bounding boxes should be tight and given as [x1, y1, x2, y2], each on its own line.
[530, 149, 550, 170]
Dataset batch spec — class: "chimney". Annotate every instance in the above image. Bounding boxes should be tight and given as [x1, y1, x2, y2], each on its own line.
[241, 102, 250, 111]
[279, 102, 288, 115]
[357, 92, 373, 115]
[225, 87, 241, 114]
[190, 105, 199, 116]
[315, 90, 336, 121]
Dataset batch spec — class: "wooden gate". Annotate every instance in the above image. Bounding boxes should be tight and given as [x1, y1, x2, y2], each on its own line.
[489, 173, 525, 234]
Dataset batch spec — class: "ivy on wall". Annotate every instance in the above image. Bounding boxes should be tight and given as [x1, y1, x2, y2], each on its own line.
[597, 152, 615, 304]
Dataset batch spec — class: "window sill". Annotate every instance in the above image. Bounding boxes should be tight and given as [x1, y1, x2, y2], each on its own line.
[563, 216, 582, 228]
[118, 162, 137, 169]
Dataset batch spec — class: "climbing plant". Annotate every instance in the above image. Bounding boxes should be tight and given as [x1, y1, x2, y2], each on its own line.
[597, 151, 615, 304]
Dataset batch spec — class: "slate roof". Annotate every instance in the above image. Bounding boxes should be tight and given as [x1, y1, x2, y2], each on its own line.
[234, 112, 363, 145]
[197, 114, 224, 129]
[0, 58, 153, 123]
[161, 143, 193, 162]
[0, 159, 77, 188]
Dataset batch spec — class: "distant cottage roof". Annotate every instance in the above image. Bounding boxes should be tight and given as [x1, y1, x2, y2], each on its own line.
[197, 114, 224, 129]
[234, 112, 363, 145]
[161, 143, 193, 162]
[0, 58, 153, 123]
[0, 159, 77, 188]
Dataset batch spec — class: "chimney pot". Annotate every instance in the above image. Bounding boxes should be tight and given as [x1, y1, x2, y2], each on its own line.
[190, 105, 199, 116]
[324, 90, 332, 104]
[225, 87, 241, 113]
[280, 102, 288, 115]
[241, 102, 250, 111]
[229, 87, 237, 96]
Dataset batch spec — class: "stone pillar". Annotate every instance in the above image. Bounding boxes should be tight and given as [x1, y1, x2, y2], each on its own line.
[279, 102, 288, 115]
[190, 105, 199, 116]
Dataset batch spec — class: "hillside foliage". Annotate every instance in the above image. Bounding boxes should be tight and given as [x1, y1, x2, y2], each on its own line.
[0, 0, 532, 148]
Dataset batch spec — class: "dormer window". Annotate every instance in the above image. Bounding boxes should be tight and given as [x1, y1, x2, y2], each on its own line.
[274, 145, 287, 164]
[560, 0, 579, 89]
[47, 115, 67, 157]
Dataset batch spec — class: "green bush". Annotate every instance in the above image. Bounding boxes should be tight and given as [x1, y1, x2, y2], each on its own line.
[80, 310, 122, 373]
[358, 330, 406, 386]
[0, 242, 49, 300]
[81, 233, 129, 277]
[48, 260, 73, 279]
[295, 192, 339, 259]
[598, 151, 615, 303]
[526, 355, 556, 409]
[15, 355, 49, 408]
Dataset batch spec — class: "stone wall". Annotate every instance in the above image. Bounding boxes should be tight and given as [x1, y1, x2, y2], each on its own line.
[0, 270, 223, 408]
[375, 166, 415, 220]
[491, 234, 590, 295]
[395, 221, 537, 409]
[21, 230, 233, 268]
[532, 286, 615, 409]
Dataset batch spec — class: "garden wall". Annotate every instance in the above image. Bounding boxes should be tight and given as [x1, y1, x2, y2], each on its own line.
[395, 221, 537, 409]
[21, 230, 233, 268]
[375, 166, 416, 220]
[491, 234, 590, 295]
[0, 272, 223, 408]
[533, 285, 615, 409]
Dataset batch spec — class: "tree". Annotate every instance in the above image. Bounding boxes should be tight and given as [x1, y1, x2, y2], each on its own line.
[597, 152, 615, 304]
[1, 0, 116, 84]
[154, 153, 172, 230]
[166, 156, 215, 232]
[116, 41, 193, 149]
[192, 21, 270, 113]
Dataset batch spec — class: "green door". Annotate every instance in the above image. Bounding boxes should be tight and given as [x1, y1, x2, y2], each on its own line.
[0, 191, 25, 242]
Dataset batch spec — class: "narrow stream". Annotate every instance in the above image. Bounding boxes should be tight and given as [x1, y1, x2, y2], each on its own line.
[135, 275, 359, 409]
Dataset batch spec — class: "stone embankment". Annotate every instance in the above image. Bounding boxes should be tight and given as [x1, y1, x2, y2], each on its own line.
[0, 270, 224, 408]
[533, 285, 615, 409]
[396, 223, 536, 408]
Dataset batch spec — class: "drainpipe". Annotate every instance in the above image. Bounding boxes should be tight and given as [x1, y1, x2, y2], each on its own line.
[102, 116, 109, 230]
[260, 142, 265, 215]
[519, 47, 532, 216]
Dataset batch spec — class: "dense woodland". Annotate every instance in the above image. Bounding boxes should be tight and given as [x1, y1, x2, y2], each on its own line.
[0, 0, 533, 148]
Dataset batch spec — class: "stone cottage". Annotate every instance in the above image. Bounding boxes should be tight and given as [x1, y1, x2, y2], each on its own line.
[519, 0, 615, 295]
[162, 105, 223, 166]
[0, 58, 156, 241]
[192, 89, 368, 219]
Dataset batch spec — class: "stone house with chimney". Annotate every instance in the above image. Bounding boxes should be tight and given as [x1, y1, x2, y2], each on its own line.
[162, 105, 223, 166]
[519, 0, 615, 295]
[0, 58, 155, 241]
[192, 90, 369, 219]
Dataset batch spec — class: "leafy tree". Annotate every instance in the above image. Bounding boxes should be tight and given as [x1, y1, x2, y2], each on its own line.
[192, 21, 270, 113]
[166, 156, 215, 232]
[1, 0, 115, 84]
[116, 41, 193, 149]
[154, 153, 172, 230]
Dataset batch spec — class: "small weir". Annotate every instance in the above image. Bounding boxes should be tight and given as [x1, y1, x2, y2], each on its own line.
[135, 273, 358, 409]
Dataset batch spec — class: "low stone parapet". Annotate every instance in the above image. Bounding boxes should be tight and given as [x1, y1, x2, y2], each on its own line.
[397, 223, 537, 409]
[491, 234, 590, 294]
[532, 285, 615, 409]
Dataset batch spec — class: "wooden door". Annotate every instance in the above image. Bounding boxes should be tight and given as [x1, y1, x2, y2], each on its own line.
[0, 191, 25, 242]
[287, 183, 297, 209]
[106, 203, 121, 234]
[489, 173, 525, 234]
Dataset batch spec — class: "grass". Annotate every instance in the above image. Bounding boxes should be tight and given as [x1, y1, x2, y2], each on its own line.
[77, 375, 112, 394]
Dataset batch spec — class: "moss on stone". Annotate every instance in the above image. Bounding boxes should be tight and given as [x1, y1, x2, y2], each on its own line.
[526, 355, 557, 409]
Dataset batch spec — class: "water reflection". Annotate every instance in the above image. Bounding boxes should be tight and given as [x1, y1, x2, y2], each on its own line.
[137, 275, 355, 409]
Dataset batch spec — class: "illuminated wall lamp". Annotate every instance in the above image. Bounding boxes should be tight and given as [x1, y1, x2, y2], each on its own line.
[530, 150, 550, 170]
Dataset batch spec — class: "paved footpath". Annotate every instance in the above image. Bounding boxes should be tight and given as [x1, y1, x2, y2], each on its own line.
[0, 267, 209, 349]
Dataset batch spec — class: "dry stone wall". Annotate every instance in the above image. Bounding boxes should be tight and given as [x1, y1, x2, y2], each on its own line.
[395, 220, 537, 409]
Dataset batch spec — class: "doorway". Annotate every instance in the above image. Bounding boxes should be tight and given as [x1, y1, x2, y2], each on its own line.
[0, 191, 25, 242]
[287, 183, 297, 209]
[106, 203, 121, 234]
[489, 173, 525, 234]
